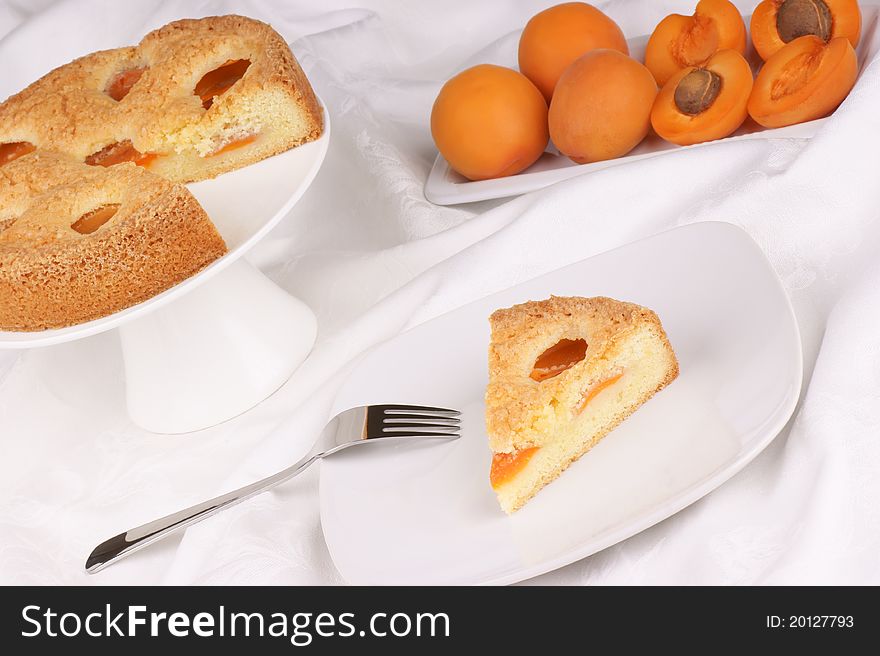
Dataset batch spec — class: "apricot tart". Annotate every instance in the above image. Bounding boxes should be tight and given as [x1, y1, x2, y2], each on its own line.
[0, 151, 226, 331]
[485, 296, 679, 513]
[0, 15, 324, 183]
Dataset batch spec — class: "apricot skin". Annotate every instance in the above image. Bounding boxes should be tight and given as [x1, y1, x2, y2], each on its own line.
[652, 49, 753, 146]
[751, 0, 861, 61]
[748, 35, 857, 128]
[431, 64, 549, 181]
[549, 50, 657, 164]
[519, 2, 628, 102]
[645, 0, 747, 87]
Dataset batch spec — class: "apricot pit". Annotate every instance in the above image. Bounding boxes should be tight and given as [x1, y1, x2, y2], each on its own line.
[777, 0, 832, 43]
[674, 68, 722, 115]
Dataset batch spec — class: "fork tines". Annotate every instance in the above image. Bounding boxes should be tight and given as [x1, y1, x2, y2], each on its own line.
[381, 404, 460, 416]
[373, 404, 461, 438]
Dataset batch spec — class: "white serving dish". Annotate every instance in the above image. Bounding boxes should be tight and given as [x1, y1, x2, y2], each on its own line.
[320, 222, 803, 585]
[425, 6, 880, 205]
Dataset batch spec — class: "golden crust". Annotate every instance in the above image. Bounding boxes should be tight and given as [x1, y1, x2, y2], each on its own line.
[0, 15, 323, 183]
[0, 152, 227, 331]
[485, 296, 679, 453]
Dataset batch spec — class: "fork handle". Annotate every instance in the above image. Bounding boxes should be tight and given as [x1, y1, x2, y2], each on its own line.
[85, 454, 319, 573]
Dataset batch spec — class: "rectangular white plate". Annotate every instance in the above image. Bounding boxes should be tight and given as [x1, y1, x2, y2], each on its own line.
[424, 5, 880, 205]
[319, 222, 803, 585]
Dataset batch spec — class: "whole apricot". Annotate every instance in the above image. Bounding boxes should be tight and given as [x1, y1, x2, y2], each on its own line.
[431, 64, 549, 181]
[519, 2, 628, 102]
[549, 50, 657, 164]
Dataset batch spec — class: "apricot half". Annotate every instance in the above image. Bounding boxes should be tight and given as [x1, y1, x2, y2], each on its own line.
[431, 64, 548, 181]
[519, 2, 628, 102]
[751, 0, 861, 61]
[645, 0, 747, 87]
[549, 50, 657, 164]
[652, 49, 753, 146]
[748, 34, 857, 128]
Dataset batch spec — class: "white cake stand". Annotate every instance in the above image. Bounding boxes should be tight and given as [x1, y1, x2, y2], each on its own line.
[0, 104, 331, 434]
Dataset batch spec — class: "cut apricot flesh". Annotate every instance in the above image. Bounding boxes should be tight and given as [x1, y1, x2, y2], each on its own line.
[105, 67, 146, 101]
[195, 59, 251, 109]
[750, 0, 861, 61]
[530, 338, 588, 381]
[85, 140, 156, 168]
[490, 447, 540, 488]
[71, 204, 120, 235]
[574, 373, 624, 414]
[645, 0, 746, 86]
[0, 141, 36, 166]
[652, 48, 753, 145]
[208, 134, 258, 157]
[748, 34, 857, 128]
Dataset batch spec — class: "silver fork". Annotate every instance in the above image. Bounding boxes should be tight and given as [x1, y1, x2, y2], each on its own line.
[85, 404, 460, 573]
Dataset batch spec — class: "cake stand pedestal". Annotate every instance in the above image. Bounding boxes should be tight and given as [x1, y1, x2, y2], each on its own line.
[0, 102, 331, 434]
[119, 259, 316, 434]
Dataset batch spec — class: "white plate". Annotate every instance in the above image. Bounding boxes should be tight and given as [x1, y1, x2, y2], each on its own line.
[424, 6, 880, 205]
[0, 101, 331, 349]
[320, 222, 803, 585]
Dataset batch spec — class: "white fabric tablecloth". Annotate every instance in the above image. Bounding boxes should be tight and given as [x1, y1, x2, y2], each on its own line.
[1, 0, 879, 585]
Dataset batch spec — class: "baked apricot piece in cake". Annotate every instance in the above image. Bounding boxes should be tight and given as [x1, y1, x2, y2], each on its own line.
[485, 296, 679, 514]
[748, 34, 857, 128]
[0, 152, 227, 331]
[751, 0, 861, 61]
[651, 49, 753, 146]
[645, 0, 746, 87]
[549, 50, 657, 164]
[0, 141, 36, 167]
[518, 2, 628, 102]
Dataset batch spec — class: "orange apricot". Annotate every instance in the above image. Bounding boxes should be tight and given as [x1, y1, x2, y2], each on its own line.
[549, 50, 657, 164]
[751, 0, 861, 61]
[748, 34, 857, 128]
[0, 141, 36, 166]
[431, 64, 548, 181]
[518, 2, 628, 102]
[651, 49, 753, 146]
[645, 0, 747, 87]
[490, 447, 540, 489]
